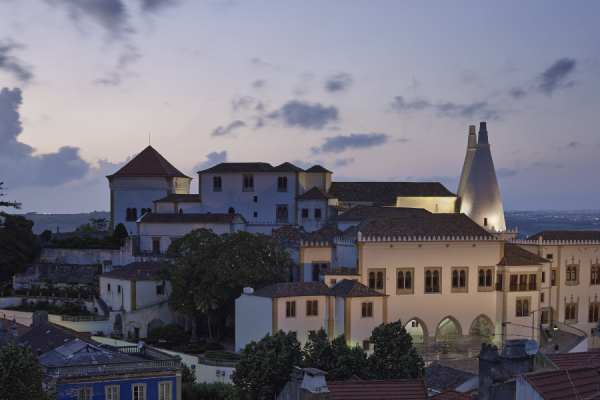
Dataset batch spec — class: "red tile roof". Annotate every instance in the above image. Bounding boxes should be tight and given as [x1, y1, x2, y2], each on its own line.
[0, 318, 30, 336]
[297, 187, 336, 200]
[546, 351, 600, 369]
[327, 379, 429, 400]
[498, 244, 549, 266]
[523, 367, 600, 399]
[432, 388, 478, 399]
[107, 146, 190, 178]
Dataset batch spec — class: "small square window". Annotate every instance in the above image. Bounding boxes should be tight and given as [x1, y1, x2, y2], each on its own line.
[290, 331, 297, 339]
[330, 279, 337, 285]
[156, 285, 165, 295]
[308, 330, 316, 341]
[361, 302, 373, 317]
[314, 209, 322, 219]
[546, 253, 554, 260]
[253, 212, 258, 218]
[302, 209, 309, 219]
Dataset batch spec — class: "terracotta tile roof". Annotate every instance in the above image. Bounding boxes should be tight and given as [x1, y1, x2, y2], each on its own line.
[272, 226, 343, 246]
[272, 162, 305, 172]
[330, 279, 387, 298]
[297, 187, 336, 200]
[0, 318, 30, 336]
[529, 231, 600, 242]
[107, 146, 190, 178]
[304, 226, 343, 244]
[352, 213, 493, 238]
[272, 225, 304, 243]
[154, 194, 201, 203]
[431, 388, 478, 399]
[522, 366, 600, 399]
[20, 321, 95, 354]
[425, 363, 477, 393]
[498, 244, 548, 266]
[101, 261, 168, 281]
[327, 379, 429, 400]
[319, 268, 360, 276]
[306, 165, 332, 173]
[430, 359, 479, 376]
[251, 282, 332, 298]
[333, 205, 431, 222]
[546, 352, 600, 369]
[139, 213, 245, 224]
[329, 182, 456, 206]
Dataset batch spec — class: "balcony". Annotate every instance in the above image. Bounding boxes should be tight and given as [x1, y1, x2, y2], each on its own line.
[509, 284, 538, 292]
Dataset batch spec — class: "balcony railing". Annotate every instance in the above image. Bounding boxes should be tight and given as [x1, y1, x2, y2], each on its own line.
[197, 357, 239, 368]
[60, 315, 109, 322]
[509, 284, 538, 292]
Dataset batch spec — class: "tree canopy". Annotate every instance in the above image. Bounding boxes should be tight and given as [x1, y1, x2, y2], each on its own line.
[0, 214, 41, 285]
[113, 222, 129, 238]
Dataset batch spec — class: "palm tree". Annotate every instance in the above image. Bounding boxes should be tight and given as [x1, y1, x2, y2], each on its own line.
[197, 295, 219, 340]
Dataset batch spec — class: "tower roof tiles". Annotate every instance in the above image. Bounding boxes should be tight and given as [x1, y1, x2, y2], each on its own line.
[107, 146, 190, 179]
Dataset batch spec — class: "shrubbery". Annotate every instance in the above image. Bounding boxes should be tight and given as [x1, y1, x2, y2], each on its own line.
[148, 324, 185, 342]
[46, 235, 122, 250]
[182, 382, 238, 400]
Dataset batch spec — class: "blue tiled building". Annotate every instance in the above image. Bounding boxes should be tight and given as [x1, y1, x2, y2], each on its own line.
[40, 339, 182, 400]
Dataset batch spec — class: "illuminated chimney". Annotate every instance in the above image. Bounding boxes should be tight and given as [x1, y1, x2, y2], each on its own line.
[457, 125, 477, 200]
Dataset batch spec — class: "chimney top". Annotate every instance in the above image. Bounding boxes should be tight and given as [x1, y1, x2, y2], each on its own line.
[301, 368, 329, 394]
[477, 122, 489, 145]
[469, 125, 476, 134]
[243, 287, 254, 294]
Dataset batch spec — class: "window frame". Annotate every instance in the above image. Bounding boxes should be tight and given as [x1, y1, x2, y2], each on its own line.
[301, 208, 309, 219]
[276, 204, 289, 223]
[424, 267, 442, 294]
[286, 300, 296, 318]
[551, 269, 556, 286]
[477, 267, 495, 292]
[565, 258, 580, 286]
[362, 340, 370, 351]
[105, 385, 120, 400]
[78, 387, 93, 400]
[516, 296, 531, 318]
[107, 283, 111, 292]
[156, 285, 165, 295]
[213, 176, 222, 192]
[158, 381, 172, 400]
[361, 301, 373, 318]
[277, 176, 288, 192]
[308, 330, 316, 341]
[368, 268, 386, 293]
[451, 267, 469, 293]
[306, 300, 319, 317]
[132, 383, 147, 400]
[242, 174, 254, 192]
[396, 268, 414, 295]
[314, 208, 322, 220]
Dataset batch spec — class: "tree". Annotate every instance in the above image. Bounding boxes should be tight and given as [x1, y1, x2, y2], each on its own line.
[232, 330, 302, 400]
[197, 294, 218, 340]
[181, 362, 196, 383]
[113, 222, 129, 238]
[41, 229, 52, 242]
[0, 341, 57, 400]
[90, 217, 109, 231]
[0, 182, 21, 210]
[366, 319, 425, 380]
[0, 213, 41, 286]
[182, 382, 238, 400]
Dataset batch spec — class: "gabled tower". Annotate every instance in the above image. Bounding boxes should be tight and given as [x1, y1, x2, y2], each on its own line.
[459, 122, 506, 231]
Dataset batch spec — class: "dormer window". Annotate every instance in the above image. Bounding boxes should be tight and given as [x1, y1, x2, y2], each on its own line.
[243, 175, 254, 192]
[213, 176, 222, 192]
[277, 176, 287, 192]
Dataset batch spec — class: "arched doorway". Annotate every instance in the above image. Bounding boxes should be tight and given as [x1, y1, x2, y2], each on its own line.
[436, 316, 463, 342]
[405, 318, 429, 347]
[469, 314, 494, 343]
[147, 318, 164, 335]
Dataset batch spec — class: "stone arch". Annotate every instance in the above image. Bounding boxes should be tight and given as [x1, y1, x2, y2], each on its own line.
[147, 318, 164, 335]
[469, 314, 495, 343]
[435, 315, 463, 343]
[125, 321, 142, 339]
[405, 317, 430, 347]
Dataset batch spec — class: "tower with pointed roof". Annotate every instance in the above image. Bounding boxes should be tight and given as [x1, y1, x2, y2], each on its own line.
[459, 122, 506, 231]
[106, 146, 192, 234]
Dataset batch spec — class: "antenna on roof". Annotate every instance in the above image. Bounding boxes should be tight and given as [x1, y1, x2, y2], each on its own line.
[149, 132, 150, 146]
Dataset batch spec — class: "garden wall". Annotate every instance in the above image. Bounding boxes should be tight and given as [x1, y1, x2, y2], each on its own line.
[0, 308, 115, 333]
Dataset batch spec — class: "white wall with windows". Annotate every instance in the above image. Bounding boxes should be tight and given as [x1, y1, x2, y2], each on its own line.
[112, 181, 170, 235]
[275, 296, 328, 344]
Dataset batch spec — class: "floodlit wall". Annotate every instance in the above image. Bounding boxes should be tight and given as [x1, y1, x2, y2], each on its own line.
[275, 296, 328, 344]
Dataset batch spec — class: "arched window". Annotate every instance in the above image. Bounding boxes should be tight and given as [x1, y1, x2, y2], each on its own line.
[376, 272, 383, 290]
[460, 270, 466, 287]
[452, 270, 458, 288]
[397, 271, 404, 289]
[141, 208, 146, 215]
[126, 208, 132, 221]
[312, 264, 320, 282]
[433, 271, 439, 292]
[282, 176, 287, 189]
[369, 272, 375, 289]
[131, 208, 137, 220]
[277, 176, 287, 192]
[228, 207, 235, 214]
[405, 271, 411, 289]
[479, 270, 485, 286]
[277, 206, 283, 218]
[486, 269, 492, 286]
[572, 268, 577, 281]
[146, 208, 151, 213]
[596, 267, 600, 285]
[589, 306, 593, 322]
[591, 268, 595, 284]
[283, 207, 288, 219]
[566, 267, 572, 281]
[425, 271, 432, 292]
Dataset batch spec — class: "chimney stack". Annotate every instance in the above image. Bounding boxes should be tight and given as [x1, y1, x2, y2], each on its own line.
[31, 310, 48, 328]
[299, 368, 330, 400]
[457, 125, 478, 201]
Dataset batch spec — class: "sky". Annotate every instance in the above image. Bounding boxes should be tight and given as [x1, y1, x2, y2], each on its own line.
[0, 0, 599, 213]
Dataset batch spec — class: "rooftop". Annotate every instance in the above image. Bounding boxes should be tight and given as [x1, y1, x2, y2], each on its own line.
[425, 363, 477, 393]
[306, 165, 332, 173]
[329, 182, 456, 206]
[251, 282, 332, 298]
[153, 194, 202, 203]
[522, 366, 600, 400]
[431, 388, 478, 399]
[319, 268, 361, 276]
[139, 212, 245, 224]
[297, 187, 336, 200]
[107, 146, 190, 179]
[327, 378, 429, 400]
[330, 279, 387, 298]
[199, 162, 305, 173]
[498, 244, 549, 266]
[529, 230, 600, 242]
[20, 321, 93, 354]
[546, 351, 600, 369]
[101, 261, 168, 281]
[0, 318, 29, 336]
[333, 205, 431, 222]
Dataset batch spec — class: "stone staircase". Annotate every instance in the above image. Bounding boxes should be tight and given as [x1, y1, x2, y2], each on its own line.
[95, 297, 110, 316]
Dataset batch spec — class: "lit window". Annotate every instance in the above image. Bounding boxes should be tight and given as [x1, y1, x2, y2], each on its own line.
[308, 330, 316, 341]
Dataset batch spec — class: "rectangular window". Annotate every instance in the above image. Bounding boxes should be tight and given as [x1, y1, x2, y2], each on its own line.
[290, 331, 297, 340]
[425, 268, 441, 293]
[516, 300, 522, 317]
[254, 196, 257, 203]
[363, 340, 370, 351]
[306, 300, 318, 316]
[308, 330, 316, 341]
[117, 285, 121, 294]
[156, 285, 165, 295]
[330, 279, 337, 285]
[484, 218, 488, 226]
[541, 292, 545, 303]
[253, 212, 257, 218]
[276, 205, 289, 223]
[78, 388, 92, 400]
[132, 384, 145, 400]
[412, 321, 419, 327]
[107, 283, 111, 292]
[158, 382, 171, 400]
[106, 386, 119, 400]
[542, 271, 546, 283]
[302, 209, 309, 219]
[551, 270, 556, 286]
[152, 239, 160, 253]
[243, 174, 254, 191]
[546, 253, 554, 260]
[314, 209, 322, 219]
[362, 302, 373, 317]
[286, 301, 296, 317]
[213, 176, 222, 192]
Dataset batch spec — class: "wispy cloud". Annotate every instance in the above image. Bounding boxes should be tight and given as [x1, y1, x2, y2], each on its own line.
[0, 39, 33, 83]
[193, 151, 227, 171]
[268, 100, 339, 130]
[391, 96, 502, 120]
[538, 58, 576, 96]
[312, 133, 389, 154]
[324, 73, 353, 93]
[334, 158, 354, 167]
[252, 79, 266, 88]
[211, 120, 246, 137]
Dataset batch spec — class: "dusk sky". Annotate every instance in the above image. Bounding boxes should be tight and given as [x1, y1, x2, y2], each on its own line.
[1, 1, 599, 213]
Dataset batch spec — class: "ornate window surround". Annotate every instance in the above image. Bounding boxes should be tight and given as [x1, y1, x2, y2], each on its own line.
[451, 267, 469, 293]
[477, 266, 495, 292]
[396, 268, 414, 295]
[565, 256, 580, 286]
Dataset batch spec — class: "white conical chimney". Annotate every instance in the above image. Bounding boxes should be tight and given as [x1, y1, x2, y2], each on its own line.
[457, 125, 477, 199]
[460, 122, 506, 231]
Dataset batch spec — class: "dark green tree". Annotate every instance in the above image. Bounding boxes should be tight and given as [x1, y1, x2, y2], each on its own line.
[302, 328, 334, 371]
[182, 381, 238, 400]
[90, 217, 109, 231]
[232, 330, 302, 400]
[366, 319, 425, 379]
[0, 182, 21, 210]
[0, 214, 41, 285]
[41, 229, 52, 242]
[181, 362, 196, 383]
[113, 222, 129, 238]
[0, 341, 57, 400]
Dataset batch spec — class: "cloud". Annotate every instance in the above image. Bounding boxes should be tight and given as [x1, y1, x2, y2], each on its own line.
[45, 0, 131, 38]
[565, 141, 580, 149]
[538, 58, 576, 96]
[391, 96, 502, 120]
[334, 158, 354, 167]
[231, 96, 257, 112]
[250, 57, 273, 67]
[0, 40, 33, 83]
[268, 100, 339, 130]
[312, 133, 389, 154]
[509, 87, 526, 99]
[252, 80, 266, 88]
[139, 0, 179, 13]
[193, 151, 228, 172]
[94, 44, 141, 86]
[0, 87, 90, 188]
[211, 120, 246, 137]
[396, 138, 408, 143]
[496, 168, 519, 178]
[324, 73, 353, 93]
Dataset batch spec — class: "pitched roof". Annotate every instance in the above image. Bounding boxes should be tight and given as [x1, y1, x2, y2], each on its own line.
[0, 318, 29, 336]
[330, 279, 387, 297]
[333, 205, 431, 222]
[107, 146, 190, 178]
[272, 225, 343, 246]
[352, 213, 493, 238]
[297, 187, 336, 200]
[546, 351, 600, 369]
[306, 165, 332, 173]
[272, 162, 305, 172]
[529, 231, 600, 242]
[430, 359, 480, 376]
[272, 225, 303, 243]
[198, 162, 274, 173]
[522, 366, 600, 400]
[425, 363, 477, 393]
[20, 321, 94, 354]
[305, 226, 343, 244]
[139, 213, 245, 224]
[39, 339, 145, 367]
[101, 261, 168, 281]
[153, 194, 201, 203]
[327, 379, 429, 400]
[329, 182, 456, 206]
[251, 282, 332, 298]
[498, 244, 548, 266]
[431, 388, 478, 399]
[319, 268, 360, 276]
